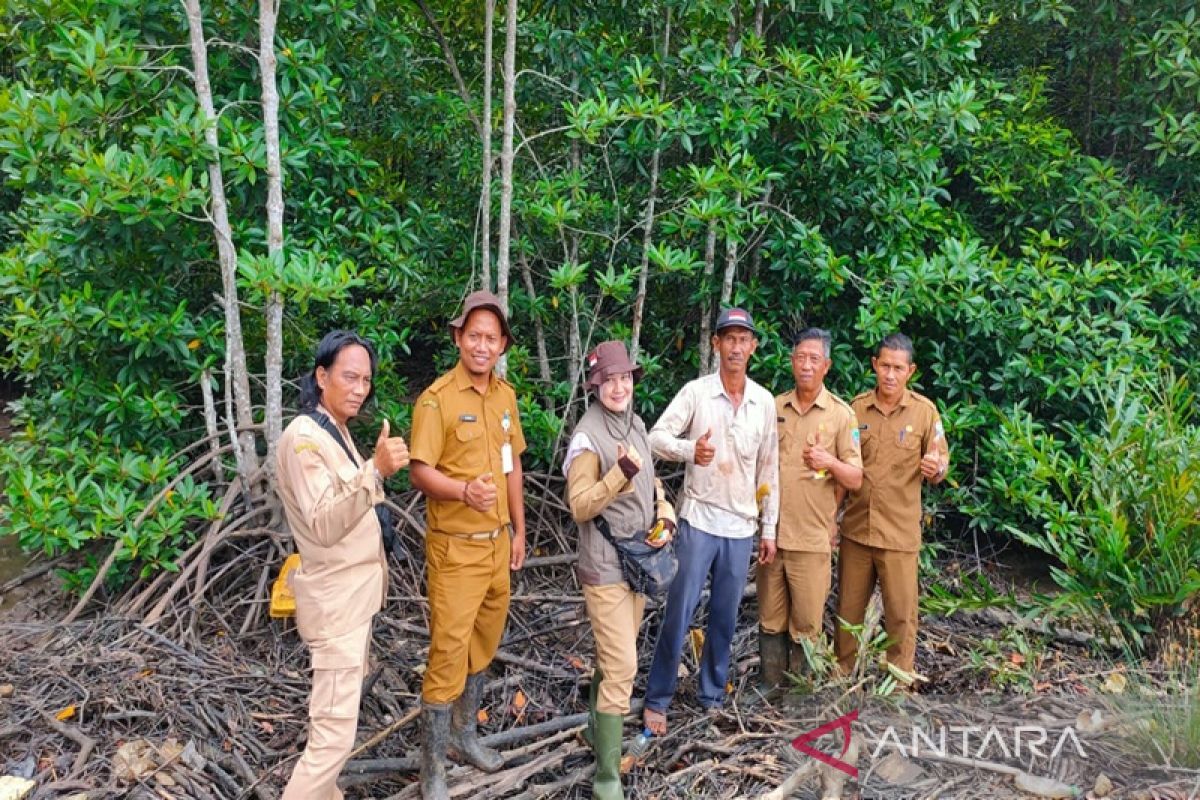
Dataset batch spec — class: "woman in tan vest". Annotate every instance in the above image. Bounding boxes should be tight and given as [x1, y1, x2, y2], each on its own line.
[562, 340, 676, 800]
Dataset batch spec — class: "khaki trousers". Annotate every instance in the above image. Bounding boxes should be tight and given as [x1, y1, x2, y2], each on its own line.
[281, 619, 372, 800]
[422, 530, 511, 704]
[582, 582, 646, 715]
[756, 549, 831, 642]
[834, 537, 919, 673]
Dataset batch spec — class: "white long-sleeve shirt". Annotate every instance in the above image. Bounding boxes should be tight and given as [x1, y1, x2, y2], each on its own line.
[649, 373, 779, 539]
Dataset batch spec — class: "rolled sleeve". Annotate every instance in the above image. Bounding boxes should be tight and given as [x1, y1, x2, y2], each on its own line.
[566, 450, 631, 523]
[649, 386, 698, 463]
[756, 404, 780, 538]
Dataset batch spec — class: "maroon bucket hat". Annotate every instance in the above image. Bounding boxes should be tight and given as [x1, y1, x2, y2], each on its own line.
[585, 340, 644, 388]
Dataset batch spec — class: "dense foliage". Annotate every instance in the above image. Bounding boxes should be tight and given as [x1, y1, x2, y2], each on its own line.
[1, 0, 1197, 648]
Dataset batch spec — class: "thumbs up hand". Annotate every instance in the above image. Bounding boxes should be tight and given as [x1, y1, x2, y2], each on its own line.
[374, 420, 410, 478]
[920, 451, 945, 481]
[463, 472, 498, 512]
[693, 428, 716, 467]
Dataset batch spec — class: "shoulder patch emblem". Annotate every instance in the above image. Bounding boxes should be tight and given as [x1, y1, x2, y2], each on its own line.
[294, 442, 320, 454]
[421, 399, 439, 409]
[851, 427, 861, 446]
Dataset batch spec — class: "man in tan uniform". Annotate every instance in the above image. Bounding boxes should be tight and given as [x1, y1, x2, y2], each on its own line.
[410, 291, 527, 800]
[275, 330, 410, 800]
[837, 333, 949, 679]
[759, 328, 862, 690]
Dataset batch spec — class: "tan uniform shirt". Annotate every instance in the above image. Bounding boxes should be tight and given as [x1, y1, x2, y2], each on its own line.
[276, 407, 388, 643]
[410, 362, 527, 534]
[649, 373, 779, 539]
[776, 386, 862, 553]
[842, 389, 948, 552]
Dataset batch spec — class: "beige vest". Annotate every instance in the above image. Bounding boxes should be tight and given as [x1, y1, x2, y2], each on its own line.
[572, 403, 656, 585]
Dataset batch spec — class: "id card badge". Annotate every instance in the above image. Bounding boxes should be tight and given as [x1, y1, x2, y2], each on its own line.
[500, 409, 514, 474]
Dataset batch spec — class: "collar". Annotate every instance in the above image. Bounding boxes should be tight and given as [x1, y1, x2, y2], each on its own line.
[785, 385, 830, 414]
[453, 360, 497, 394]
[867, 388, 911, 412]
[315, 403, 351, 436]
[707, 372, 759, 404]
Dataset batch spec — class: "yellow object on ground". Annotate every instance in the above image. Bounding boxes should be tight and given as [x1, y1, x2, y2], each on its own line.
[269, 554, 302, 619]
[0, 776, 35, 800]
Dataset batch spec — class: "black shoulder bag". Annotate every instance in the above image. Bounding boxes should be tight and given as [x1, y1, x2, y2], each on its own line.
[304, 411, 406, 562]
[593, 515, 677, 599]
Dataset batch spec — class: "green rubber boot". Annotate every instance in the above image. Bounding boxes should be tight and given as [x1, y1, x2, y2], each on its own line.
[591, 711, 625, 800]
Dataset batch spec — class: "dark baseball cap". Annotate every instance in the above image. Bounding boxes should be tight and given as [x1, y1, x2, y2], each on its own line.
[715, 307, 758, 335]
[449, 290, 514, 352]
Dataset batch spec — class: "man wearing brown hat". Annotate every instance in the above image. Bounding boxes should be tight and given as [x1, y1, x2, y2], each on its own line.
[409, 291, 527, 800]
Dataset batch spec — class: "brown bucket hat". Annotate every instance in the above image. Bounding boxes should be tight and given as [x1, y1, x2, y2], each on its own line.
[585, 340, 644, 388]
[449, 290, 514, 352]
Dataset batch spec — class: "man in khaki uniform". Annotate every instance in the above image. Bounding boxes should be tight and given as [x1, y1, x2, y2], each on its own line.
[758, 328, 862, 689]
[410, 291, 527, 800]
[837, 333, 949, 678]
[275, 331, 410, 800]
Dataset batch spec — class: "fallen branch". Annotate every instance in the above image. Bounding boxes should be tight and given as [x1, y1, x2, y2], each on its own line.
[40, 710, 97, 775]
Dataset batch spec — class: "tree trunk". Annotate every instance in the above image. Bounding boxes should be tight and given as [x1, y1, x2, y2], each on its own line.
[495, 0, 518, 377]
[480, 0, 495, 292]
[713, 195, 741, 372]
[566, 140, 583, 399]
[727, 0, 741, 51]
[697, 217, 718, 376]
[200, 368, 222, 483]
[630, 9, 670, 363]
[259, 0, 284, 479]
[629, 146, 660, 363]
[748, 181, 771, 284]
[181, 0, 259, 485]
[518, 247, 552, 383]
[566, 282, 583, 422]
[754, 0, 765, 39]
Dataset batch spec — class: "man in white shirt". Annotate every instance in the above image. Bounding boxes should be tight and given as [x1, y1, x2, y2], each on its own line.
[640, 308, 780, 734]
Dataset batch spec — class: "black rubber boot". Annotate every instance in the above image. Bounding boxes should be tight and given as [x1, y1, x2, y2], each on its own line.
[759, 630, 789, 691]
[419, 703, 451, 800]
[591, 711, 625, 800]
[788, 638, 811, 680]
[449, 671, 504, 772]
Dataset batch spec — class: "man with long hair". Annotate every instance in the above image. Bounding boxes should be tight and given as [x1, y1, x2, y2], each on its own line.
[275, 330, 410, 799]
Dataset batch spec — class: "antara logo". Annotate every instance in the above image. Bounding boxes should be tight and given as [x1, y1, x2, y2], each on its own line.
[791, 710, 859, 778]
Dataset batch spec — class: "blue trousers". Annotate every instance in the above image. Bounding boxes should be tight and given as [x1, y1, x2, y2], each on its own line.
[644, 519, 754, 712]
